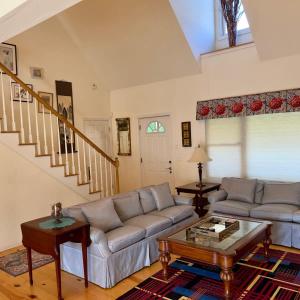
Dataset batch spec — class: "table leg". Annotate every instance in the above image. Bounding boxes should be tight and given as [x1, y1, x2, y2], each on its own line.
[263, 225, 272, 258]
[26, 247, 33, 285]
[220, 267, 234, 300]
[194, 193, 201, 216]
[159, 241, 171, 280]
[82, 228, 89, 288]
[54, 246, 62, 300]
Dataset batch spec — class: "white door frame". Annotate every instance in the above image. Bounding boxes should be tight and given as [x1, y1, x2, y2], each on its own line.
[82, 117, 113, 156]
[138, 114, 174, 188]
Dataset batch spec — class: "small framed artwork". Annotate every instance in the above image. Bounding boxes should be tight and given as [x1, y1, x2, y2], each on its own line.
[0, 42, 17, 75]
[38, 91, 53, 113]
[12, 82, 33, 103]
[30, 67, 44, 79]
[181, 121, 192, 147]
[116, 118, 131, 156]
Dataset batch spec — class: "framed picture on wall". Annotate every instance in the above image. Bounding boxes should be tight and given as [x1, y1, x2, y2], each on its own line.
[38, 91, 53, 113]
[116, 118, 132, 156]
[181, 121, 192, 147]
[56, 80, 75, 154]
[12, 82, 33, 102]
[0, 42, 17, 75]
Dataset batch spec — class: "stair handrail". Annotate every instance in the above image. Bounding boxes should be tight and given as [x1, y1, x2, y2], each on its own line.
[0, 61, 120, 192]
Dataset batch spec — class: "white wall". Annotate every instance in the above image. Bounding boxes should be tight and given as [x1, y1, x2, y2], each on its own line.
[111, 43, 300, 192]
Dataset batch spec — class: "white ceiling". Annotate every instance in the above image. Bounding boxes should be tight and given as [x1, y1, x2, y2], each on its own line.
[57, 0, 200, 90]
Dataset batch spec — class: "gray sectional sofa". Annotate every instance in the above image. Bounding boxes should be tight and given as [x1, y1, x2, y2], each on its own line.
[61, 182, 198, 288]
[209, 177, 300, 248]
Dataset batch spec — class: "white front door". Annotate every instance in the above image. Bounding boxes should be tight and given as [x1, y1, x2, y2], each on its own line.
[83, 119, 112, 155]
[139, 115, 174, 189]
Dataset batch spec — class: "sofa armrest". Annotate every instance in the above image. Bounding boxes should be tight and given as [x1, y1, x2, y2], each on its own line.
[90, 227, 112, 258]
[208, 190, 227, 205]
[173, 194, 193, 206]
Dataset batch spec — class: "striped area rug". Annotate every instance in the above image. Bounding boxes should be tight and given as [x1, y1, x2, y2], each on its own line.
[117, 246, 300, 299]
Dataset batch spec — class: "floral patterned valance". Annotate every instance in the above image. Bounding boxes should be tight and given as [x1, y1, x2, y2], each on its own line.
[196, 88, 300, 120]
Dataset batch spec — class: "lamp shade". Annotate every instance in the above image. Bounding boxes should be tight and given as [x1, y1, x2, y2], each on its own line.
[188, 146, 212, 163]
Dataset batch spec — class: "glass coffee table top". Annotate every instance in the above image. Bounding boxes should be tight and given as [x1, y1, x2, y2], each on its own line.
[169, 215, 262, 251]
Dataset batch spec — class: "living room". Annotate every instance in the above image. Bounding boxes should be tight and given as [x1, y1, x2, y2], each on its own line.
[1, 0, 300, 299]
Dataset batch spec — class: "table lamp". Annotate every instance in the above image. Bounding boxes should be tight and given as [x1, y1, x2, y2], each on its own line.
[188, 145, 212, 187]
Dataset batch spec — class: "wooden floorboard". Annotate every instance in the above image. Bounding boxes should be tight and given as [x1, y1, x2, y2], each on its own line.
[0, 244, 299, 299]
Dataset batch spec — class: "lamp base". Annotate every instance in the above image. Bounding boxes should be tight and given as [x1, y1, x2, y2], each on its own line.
[196, 182, 206, 188]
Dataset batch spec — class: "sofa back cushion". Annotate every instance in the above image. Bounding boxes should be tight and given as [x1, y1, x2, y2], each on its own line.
[113, 191, 144, 222]
[262, 182, 300, 205]
[254, 180, 265, 204]
[136, 186, 157, 213]
[222, 177, 257, 204]
[81, 197, 123, 233]
[150, 182, 175, 211]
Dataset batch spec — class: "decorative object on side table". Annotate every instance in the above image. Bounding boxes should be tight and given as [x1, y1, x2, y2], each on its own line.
[181, 121, 192, 147]
[176, 182, 221, 216]
[188, 145, 212, 187]
[21, 217, 90, 300]
[51, 202, 63, 223]
[116, 117, 131, 156]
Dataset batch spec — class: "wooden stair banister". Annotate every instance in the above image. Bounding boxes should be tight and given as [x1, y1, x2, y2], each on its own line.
[0, 61, 120, 196]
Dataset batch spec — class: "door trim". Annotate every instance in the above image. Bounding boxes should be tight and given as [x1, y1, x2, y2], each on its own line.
[138, 114, 174, 188]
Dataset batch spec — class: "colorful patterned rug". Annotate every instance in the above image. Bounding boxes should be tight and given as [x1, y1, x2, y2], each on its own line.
[0, 249, 53, 276]
[118, 246, 300, 299]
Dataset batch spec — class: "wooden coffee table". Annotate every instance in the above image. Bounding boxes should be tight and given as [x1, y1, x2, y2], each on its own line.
[158, 215, 272, 300]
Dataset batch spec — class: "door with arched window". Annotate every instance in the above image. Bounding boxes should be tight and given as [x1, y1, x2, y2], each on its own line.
[138, 115, 174, 189]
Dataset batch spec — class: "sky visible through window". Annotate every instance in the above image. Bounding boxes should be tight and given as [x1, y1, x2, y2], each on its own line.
[237, 4, 249, 31]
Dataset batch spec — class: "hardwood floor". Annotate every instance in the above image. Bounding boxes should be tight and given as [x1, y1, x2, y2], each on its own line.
[0, 245, 299, 300]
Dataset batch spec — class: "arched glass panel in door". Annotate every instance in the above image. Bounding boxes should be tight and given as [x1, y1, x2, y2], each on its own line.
[146, 121, 165, 133]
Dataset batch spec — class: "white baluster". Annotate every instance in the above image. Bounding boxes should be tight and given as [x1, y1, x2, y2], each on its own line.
[76, 135, 82, 184]
[88, 145, 92, 191]
[57, 120, 62, 165]
[70, 129, 75, 174]
[26, 91, 33, 143]
[99, 154, 104, 197]
[94, 149, 99, 192]
[9, 78, 16, 131]
[34, 98, 41, 155]
[110, 162, 113, 196]
[105, 158, 108, 197]
[63, 123, 69, 175]
[49, 111, 55, 163]
[42, 105, 48, 154]
[82, 139, 88, 183]
[18, 84, 25, 143]
[0, 71, 8, 131]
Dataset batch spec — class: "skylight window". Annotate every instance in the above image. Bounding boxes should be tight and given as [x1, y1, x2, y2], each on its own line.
[223, 3, 249, 34]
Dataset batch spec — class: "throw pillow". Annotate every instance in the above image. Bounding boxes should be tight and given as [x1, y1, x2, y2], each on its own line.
[150, 182, 175, 211]
[81, 198, 123, 232]
[136, 186, 157, 213]
[222, 177, 257, 204]
[113, 191, 144, 222]
[63, 207, 87, 223]
[262, 182, 300, 206]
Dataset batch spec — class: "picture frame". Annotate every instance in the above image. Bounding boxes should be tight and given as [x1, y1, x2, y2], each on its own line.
[0, 42, 17, 75]
[12, 82, 33, 103]
[181, 121, 192, 147]
[30, 67, 44, 79]
[116, 118, 131, 156]
[56, 81, 75, 154]
[38, 91, 53, 113]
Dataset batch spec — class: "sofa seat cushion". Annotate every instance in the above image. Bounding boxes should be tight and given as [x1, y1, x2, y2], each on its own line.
[106, 225, 146, 253]
[124, 215, 172, 237]
[150, 205, 194, 224]
[113, 191, 143, 222]
[222, 177, 257, 204]
[250, 204, 299, 222]
[292, 211, 300, 223]
[213, 200, 258, 217]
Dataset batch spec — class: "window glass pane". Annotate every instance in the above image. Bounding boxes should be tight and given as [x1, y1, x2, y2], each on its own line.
[146, 121, 165, 134]
[223, 3, 249, 33]
[246, 112, 300, 181]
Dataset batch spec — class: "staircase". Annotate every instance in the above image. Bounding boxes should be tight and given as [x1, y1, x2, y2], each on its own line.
[0, 62, 119, 201]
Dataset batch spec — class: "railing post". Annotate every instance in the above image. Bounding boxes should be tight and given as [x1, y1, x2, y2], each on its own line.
[115, 157, 120, 194]
[0, 71, 8, 131]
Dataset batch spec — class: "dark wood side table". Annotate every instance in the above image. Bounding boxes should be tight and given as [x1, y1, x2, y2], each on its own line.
[176, 182, 221, 216]
[21, 217, 91, 300]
